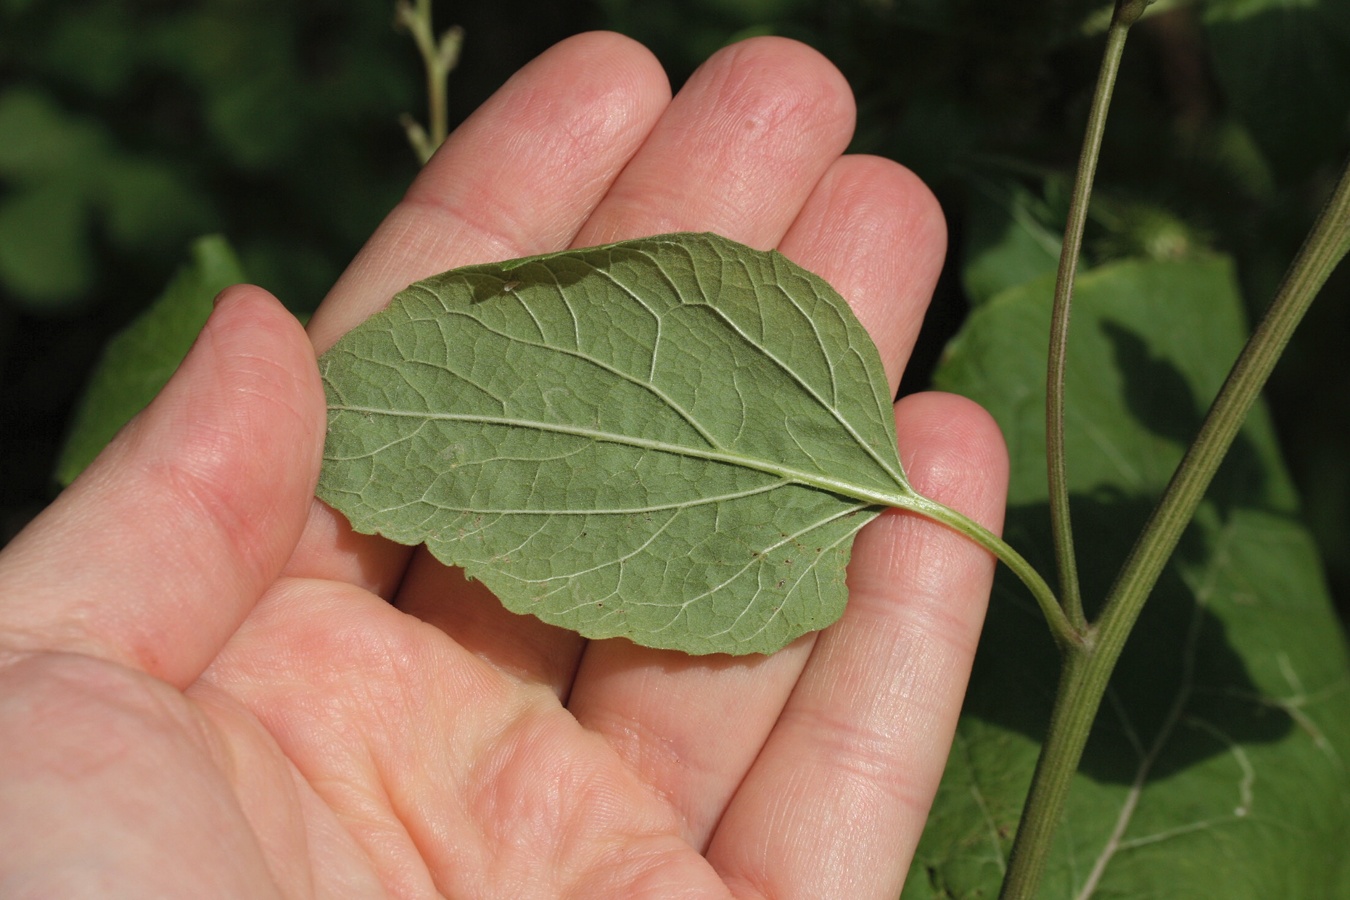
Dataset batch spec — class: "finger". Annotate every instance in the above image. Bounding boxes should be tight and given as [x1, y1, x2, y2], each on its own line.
[568, 154, 949, 843]
[573, 35, 855, 248]
[401, 35, 860, 696]
[707, 391, 1008, 899]
[0, 287, 324, 688]
[286, 31, 672, 597]
[775, 154, 948, 392]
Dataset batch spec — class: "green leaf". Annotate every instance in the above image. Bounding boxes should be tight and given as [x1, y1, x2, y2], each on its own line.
[961, 177, 1065, 307]
[318, 232, 916, 656]
[906, 257, 1350, 897]
[54, 235, 246, 486]
[0, 86, 109, 182]
[0, 181, 93, 309]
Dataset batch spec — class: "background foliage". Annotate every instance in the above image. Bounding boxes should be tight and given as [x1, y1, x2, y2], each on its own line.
[0, 0, 573, 536]
[2, 0, 1347, 892]
[3, 0, 1345, 614]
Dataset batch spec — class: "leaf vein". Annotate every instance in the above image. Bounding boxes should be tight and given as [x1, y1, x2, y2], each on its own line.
[330, 404, 909, 508]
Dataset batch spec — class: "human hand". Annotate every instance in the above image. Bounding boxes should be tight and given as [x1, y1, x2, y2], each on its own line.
[0, 33, 1006, 897]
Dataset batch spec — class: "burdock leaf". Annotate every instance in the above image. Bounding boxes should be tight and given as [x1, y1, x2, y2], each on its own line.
[318, 232, 917, 655]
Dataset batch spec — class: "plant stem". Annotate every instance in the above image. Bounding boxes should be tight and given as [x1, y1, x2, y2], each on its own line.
[396, 0, 463, 164]
[1044, 8, 1135, 633]
[1088, 144, 1350, 727]
[997, 639, 1097, 899]
[999, 150, 1350, 900]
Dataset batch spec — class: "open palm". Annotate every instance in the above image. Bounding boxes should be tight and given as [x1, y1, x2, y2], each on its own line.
[0, 34, 1006, 898]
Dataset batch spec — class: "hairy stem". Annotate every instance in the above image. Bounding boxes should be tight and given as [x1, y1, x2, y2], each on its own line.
[999, 150, 1350, 900]
[1044, 6, 1134, 632]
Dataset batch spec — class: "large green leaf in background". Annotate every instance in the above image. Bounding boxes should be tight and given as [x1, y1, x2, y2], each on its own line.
[961, 177, 1065, 308]
[0, 86, 214, 311]
[905, 257, 1350, 897]
[318, 233, 916, 656]
[54, 236, 245, 485]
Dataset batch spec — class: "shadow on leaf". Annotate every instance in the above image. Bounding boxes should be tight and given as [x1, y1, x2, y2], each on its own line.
[968, 488, 1295, 786]
[1100, 319, 1271, 518]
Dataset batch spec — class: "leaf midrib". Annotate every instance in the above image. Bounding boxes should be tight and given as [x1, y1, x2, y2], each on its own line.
[329, 402, 914, 510]
[441, 272, 907, 497]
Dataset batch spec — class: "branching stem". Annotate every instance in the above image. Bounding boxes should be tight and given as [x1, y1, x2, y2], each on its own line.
[999, 112, 1350, 900]
[396, 0, 463, 164]
[1044, 6, 1133, 632]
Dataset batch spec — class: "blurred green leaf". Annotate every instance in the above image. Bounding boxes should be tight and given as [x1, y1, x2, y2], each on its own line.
[1, 1, 417, 314]
[0, 86, 108, 182]
[37, 4, 138, 95]
[700, 0, 805, 18]
[1203, 0, 1350, 180]
[961, 178, 1065, 306]
[96, 156, 213, 251]
[0, 84, 214, 307]
[907, 257, 1350, 896]
[0, 182, 93, 308]
[53, 236, 245, 486]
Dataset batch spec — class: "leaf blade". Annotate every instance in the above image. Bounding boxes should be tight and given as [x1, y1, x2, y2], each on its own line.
[318, 232, 908, 655]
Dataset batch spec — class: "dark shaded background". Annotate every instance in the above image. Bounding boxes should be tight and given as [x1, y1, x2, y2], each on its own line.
[2, 0, 1346, 619]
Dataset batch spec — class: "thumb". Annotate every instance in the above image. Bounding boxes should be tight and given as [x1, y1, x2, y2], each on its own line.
[0, 285, 325, 687]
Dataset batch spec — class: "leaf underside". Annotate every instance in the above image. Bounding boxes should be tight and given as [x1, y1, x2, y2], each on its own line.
[317, 232, 911, 655]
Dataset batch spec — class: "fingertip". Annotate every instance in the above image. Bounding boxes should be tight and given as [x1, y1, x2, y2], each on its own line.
[574, 33, 856, 248]
[706, 35, 856, 140]
[546, 30, 672, 100]
[416, 28, 673, 205]
[894, 391, 1008, 533]
[778, 154, 947, 390]
[210, 282, 308, 347]
[455, 29, 673, 168]
[84, 282, 323, 510]
[167, 283, 326, 481]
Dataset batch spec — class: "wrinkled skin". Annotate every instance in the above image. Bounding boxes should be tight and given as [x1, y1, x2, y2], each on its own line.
[0, 33, 1006, 899]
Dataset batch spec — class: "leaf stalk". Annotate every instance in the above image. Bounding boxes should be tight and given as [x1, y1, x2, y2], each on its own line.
[903, 495, 1082, 651]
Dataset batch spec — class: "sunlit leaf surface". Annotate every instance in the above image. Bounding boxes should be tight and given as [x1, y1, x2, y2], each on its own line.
[318, 233, 914, 655]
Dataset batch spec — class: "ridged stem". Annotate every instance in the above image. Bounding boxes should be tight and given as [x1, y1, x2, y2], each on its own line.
[999, 147, 1350, 900]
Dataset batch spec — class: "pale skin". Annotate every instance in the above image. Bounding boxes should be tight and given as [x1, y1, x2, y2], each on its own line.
[0, 33, 1007, 899]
